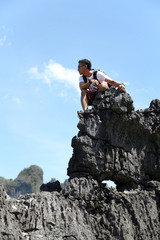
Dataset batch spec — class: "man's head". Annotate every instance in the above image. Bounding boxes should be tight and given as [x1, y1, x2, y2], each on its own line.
[78, 59, 92, 70]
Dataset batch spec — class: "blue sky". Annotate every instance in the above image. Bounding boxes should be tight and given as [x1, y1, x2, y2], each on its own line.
[0, 0, 160, 184]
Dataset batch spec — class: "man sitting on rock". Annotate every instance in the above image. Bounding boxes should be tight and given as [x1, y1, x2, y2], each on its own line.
[78, 59, 126, 111]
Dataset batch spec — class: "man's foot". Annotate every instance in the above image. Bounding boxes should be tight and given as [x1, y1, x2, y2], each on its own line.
[77, 109, 92, 118]
[83, 109, 91, 114]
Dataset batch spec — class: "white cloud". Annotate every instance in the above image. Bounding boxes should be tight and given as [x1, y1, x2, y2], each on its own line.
[0, 35, 7, 46]
[0, 25, 12, 46]
[28, 60, 80, 94]
[28, 66, 50, 83]
[131, 88, 149, 94]
[109, 71, 130, 86]
[111, 70, 119, 77]
[12, 97, 22, 104]
[2, 24, 10, 32]
[4, 95, 22, 104]
[124, 82, 130, 86]
[58, 91, 68, 98]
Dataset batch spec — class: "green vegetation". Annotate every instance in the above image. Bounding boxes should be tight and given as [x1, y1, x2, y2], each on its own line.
[17, 165, 43, 193]
[0, 165, 68, 197]
[0, 165, 43, 197]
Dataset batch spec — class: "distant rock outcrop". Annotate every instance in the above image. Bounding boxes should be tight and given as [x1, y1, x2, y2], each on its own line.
[0, 165, 43, 198]
[0, 88, 160, 240]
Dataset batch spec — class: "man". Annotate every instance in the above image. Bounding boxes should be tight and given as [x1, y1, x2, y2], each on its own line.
[78, 59, 126, 111]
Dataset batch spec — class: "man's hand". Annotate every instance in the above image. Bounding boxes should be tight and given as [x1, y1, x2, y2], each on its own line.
[90, 79, 99, 86]
[119, 83, 126, 92]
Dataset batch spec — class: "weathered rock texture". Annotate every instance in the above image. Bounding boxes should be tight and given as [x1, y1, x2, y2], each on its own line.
[68, 88, 160, 188]
[0, 88, 160, 240]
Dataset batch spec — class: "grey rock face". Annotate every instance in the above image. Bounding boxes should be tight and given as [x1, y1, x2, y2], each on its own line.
[68, 89, 160, 188]
[0, 177, 160, 240]
[0, 89, 160, 240]
[40, 180, 62, 192]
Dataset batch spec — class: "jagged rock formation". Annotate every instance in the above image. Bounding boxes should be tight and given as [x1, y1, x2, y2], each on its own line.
[68, 88, 160, 188]
[40, 180, 62, 192]
[0, 165, 43, 198]
[0, 88, 160, 240]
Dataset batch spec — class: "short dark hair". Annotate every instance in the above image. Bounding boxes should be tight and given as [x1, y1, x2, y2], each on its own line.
[78, 59, 92, 70]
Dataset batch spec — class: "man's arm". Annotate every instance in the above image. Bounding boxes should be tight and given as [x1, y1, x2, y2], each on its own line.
[79, 81, 91, 90]
[105, 76, 126, 92]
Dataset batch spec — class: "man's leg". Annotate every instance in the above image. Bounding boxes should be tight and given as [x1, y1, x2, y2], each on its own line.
[81, 90, 88, 111]
[98, 82, 109, 92]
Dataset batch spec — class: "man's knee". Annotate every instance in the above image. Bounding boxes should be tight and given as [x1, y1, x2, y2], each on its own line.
[98, 82, 109, 92]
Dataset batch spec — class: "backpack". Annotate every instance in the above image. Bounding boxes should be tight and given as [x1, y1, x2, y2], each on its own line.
[83, 69, 111, 88]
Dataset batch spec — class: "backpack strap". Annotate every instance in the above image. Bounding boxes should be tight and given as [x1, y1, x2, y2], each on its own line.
[94, 70, 112, 88]
[83, 70, 100, 83]
[83, 75, 87, 83]
[96, 70, 112, 88]
[93, 70, 101, 84]
[93, 70, 98, 80]
[83, 70, 111, 88]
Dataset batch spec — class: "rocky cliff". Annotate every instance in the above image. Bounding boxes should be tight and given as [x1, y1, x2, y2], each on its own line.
[0, 88, 160, 240]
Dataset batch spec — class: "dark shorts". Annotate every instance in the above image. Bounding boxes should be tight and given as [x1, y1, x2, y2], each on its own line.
[87, 90, 97, 105]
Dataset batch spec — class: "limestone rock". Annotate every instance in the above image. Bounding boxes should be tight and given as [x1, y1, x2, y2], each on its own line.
[0, 89, 160, 240]
[68, 89, 160, 188]
[0, 176, 160, 240]
[40, 180, 62, 192]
